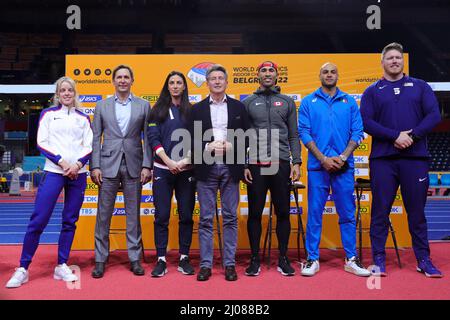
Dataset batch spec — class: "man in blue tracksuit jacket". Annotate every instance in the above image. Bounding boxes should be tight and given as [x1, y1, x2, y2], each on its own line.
[298, 62, 370, 277]
[360, 42, 443, 278]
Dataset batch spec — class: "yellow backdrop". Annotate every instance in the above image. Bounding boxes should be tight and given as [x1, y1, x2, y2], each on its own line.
[66, 53, 411, 252]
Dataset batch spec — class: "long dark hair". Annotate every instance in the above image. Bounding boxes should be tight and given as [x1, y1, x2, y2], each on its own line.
[150, 71, 191, 123]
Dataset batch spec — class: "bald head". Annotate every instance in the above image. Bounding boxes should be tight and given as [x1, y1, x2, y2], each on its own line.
[320, 62, 338, 74]
[319, 62, 338, 89]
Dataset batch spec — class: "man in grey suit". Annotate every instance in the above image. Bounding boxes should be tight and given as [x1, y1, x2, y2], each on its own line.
[91, 65, 152, 278]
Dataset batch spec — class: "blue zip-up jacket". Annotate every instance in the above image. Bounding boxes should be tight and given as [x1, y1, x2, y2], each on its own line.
[298, 87, 364, 171]
[147, 105, 189, 167]
[360, 75, 441, 159]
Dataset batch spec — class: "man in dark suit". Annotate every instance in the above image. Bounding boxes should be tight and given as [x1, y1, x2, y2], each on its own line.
[90, 65, 152, 278]
[190, 64, 249, 281]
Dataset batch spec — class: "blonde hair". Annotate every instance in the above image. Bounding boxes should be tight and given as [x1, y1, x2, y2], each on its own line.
[52, 76, 82, 109]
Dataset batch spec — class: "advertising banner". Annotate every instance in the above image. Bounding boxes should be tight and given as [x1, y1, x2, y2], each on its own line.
[67, 53, 411, 250]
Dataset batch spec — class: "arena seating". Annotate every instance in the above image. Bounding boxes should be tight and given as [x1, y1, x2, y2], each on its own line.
[165, 33, 243, 53]
[428, 132, 450, 171]
[429, 173, 439, 186]
[72, 33, 153, 54]
[441, 173, 450, 186]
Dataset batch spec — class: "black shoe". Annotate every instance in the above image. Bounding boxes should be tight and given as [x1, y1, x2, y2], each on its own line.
[225, 266, 238, 281]
[197, 267, 212, 281]
[130, 260, 145, 276]
[151, 259, 168, 277]
[92, 262, 105, 279]
[277, 256, 295, 276]
[178, 257, 195, 275]
[245, 255, 261, 276]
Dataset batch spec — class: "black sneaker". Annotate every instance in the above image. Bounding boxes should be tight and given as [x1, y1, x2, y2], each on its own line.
[245, 256, 261, 276]
[277, 256, 295, 276]
[151, 259, 168, 277]
[178, 257, 195, 275]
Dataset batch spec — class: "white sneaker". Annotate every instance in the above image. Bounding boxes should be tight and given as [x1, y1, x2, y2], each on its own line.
[301, 260, 320, 276]
[6, 267, 29, 288]
[54, 263, 78, 282]
[344, 256, 371, 277]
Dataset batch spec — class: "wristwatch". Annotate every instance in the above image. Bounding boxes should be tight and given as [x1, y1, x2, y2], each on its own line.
[339, 154, 347, 162]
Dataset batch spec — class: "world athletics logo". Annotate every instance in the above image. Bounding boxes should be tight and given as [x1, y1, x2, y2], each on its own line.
[187, 62, 216, 87]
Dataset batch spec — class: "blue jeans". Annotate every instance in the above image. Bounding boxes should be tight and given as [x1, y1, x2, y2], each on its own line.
[196, 164, 239, 268]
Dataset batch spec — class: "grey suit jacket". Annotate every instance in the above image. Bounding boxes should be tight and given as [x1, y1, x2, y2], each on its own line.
[91, 95, 152, 178]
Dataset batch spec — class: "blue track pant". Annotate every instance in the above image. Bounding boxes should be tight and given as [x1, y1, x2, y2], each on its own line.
[306, 169, 357, 260]
[20, 171, 87, 269]
[370, 157, 430, 261]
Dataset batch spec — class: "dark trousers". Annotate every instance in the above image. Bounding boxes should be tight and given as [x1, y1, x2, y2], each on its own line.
[20, 171, 87, 269]
[247, 161, 291, 257]
[152, 167, 196, 257]
[370, 157, 430, 261]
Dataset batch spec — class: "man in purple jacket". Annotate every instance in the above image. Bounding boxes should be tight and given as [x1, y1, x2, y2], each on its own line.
[360, 42, 443, 278]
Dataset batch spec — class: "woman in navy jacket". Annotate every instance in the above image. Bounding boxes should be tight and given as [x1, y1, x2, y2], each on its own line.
[147, 71, 196, 277]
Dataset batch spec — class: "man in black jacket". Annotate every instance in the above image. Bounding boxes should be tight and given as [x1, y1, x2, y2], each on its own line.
[190, 64, 249, 281]
[243, 61, 302, 276]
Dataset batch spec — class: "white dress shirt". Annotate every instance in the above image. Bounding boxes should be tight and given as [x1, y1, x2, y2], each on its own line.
[209, 95, 228, 141]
